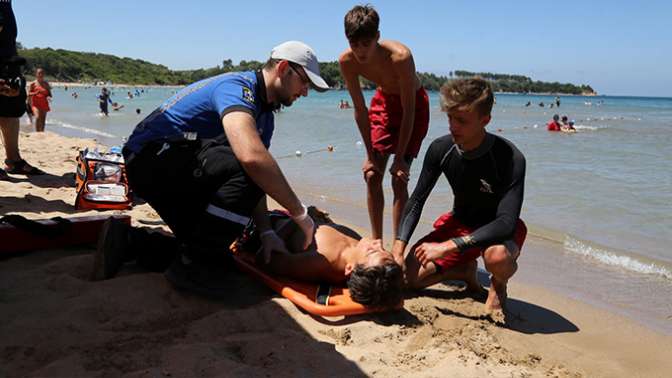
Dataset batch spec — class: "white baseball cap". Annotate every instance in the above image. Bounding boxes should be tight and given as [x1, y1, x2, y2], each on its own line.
[271, 41, 330, 92]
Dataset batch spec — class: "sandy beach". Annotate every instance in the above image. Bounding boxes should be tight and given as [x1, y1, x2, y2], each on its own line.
[2, 131, 671, 377]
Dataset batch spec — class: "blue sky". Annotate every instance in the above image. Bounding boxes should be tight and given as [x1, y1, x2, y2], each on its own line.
[13, 0, 672, 97]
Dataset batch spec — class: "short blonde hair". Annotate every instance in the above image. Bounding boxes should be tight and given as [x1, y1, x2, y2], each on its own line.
[440, 77, 494, 117]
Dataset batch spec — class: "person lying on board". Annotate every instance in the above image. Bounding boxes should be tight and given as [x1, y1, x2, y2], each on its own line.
[238, 207, 403, 308]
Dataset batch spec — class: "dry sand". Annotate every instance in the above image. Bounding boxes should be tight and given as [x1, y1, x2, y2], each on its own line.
[2, 132, 671, 377]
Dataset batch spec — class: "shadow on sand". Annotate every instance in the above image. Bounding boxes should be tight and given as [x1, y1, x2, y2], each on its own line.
[0, 247, 367, 377]
[408, 269, 579, 335]
[0, 193, 77, 215]
[2, 171, 76, 189]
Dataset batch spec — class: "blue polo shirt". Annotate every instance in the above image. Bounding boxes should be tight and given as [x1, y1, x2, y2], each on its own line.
[125, 71, 276, 153]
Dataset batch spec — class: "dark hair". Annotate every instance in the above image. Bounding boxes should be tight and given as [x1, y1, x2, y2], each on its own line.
[347, 261, 403, 308]
[440, 77, 494, 117]
[263, 58, 280, 70]
[344, 4, 379, 42]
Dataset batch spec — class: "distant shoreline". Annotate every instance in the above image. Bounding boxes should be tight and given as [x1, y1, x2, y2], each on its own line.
[49, 81, 182, 89]
[47, 81, 597, 96]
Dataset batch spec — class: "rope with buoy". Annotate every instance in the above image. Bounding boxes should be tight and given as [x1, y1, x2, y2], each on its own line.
[275, 145, 335, 160]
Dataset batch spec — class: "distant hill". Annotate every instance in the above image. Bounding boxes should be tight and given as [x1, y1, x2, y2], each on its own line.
[18, 47, 594, 94]
[20, 48, 191, 85]
[452, 70, 595, 95]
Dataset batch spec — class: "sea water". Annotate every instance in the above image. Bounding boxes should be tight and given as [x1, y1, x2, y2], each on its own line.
[32, 86, 672, 333]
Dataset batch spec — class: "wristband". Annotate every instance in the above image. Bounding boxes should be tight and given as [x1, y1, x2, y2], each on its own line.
[450, 235, 475, 253]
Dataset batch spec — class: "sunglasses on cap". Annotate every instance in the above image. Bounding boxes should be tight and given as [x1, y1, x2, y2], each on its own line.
[287, 62, 310, 86]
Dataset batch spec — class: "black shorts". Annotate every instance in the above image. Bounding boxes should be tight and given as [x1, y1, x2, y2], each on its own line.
[124, 136, 264, 241]
[0, 87, 27, 118]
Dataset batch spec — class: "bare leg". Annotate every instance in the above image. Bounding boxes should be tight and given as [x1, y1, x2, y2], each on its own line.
[33, 108, 46, 132]
[405, 249, 483, 293]
[26, 109, 33, 127]
[482, 244, 519, 312]
[364, 153, 389, 240]
[391, 174, 408, 241]
[0, 116, 22, 161]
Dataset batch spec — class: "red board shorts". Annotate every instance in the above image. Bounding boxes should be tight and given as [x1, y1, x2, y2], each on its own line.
[369, 87, 430, 158]
[411, 212, 527, 271]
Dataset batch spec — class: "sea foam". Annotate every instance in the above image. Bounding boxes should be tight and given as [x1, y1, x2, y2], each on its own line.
[49, 120, 118, 138]
[564, 236, 672, 280]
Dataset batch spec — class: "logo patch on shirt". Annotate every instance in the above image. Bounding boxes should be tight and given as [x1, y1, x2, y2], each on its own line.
[242, 87, 254, 104]
[479, 179, 494, 194]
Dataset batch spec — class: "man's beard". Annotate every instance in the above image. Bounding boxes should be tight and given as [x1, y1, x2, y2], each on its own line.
[280, 99, 294, 107]
[277, 88, 296, 107]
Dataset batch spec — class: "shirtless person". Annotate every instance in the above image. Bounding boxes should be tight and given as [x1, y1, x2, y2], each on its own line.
[244, 207, 403, 308]
[392, 78, 527, 315]
[339, 5, 430, 243]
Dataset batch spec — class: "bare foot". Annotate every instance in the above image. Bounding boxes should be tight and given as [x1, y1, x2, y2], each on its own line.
[485, 276, 507, 313]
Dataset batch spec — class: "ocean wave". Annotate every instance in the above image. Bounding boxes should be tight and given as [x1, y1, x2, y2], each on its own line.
[573, 125, 602, 131]
[49, 120, 118, 138]
[564, 236, 672, 280]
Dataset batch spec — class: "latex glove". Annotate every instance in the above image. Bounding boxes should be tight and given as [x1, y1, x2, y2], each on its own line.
[258, 230, 289, 264]
[292, 205, 315, 250]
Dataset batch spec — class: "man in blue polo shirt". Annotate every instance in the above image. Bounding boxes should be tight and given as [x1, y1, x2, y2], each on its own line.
[92, 41, 330, 294]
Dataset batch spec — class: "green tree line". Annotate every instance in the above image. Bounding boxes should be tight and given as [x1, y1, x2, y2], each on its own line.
[453, 70, 594, 95]
[18, 47, 594, 94]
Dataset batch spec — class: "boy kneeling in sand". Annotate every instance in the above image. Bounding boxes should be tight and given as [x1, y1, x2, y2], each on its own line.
[244, 207, 403, 308]
[392, 78, 528, 315]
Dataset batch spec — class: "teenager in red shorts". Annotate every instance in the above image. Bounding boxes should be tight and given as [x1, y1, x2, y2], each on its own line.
[392, 78, 527, 314]
[339, 5, 430, 243]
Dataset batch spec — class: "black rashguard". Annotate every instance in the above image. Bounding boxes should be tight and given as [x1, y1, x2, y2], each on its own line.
[397, 133, 526, 252]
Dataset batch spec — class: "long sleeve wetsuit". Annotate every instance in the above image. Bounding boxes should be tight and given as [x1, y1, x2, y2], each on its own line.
[397, 133, 526, 252]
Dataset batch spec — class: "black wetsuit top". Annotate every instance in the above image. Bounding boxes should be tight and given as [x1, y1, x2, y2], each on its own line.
[397, 133, 526, 252]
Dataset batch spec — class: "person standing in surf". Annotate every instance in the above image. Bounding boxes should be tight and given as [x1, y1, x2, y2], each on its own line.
[27, 68, 52, 132]
[339, 4, 430, 244]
